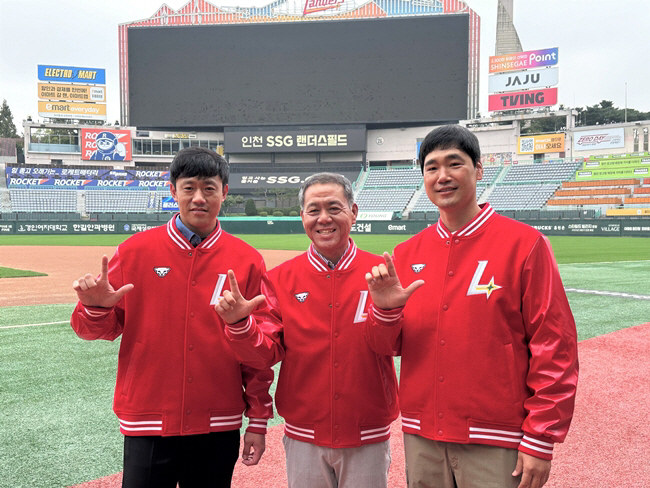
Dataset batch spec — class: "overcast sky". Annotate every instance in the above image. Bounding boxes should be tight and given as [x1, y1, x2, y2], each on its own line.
[1, 0, 648, 131]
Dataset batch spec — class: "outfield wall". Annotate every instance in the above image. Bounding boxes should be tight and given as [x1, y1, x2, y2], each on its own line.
[1, 217, 650, 237]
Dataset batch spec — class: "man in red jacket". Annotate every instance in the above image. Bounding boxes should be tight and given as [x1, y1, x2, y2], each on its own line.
[71, 147, 273, 488]
[215, 173, 400, 488]
[364, 125, 579, 488]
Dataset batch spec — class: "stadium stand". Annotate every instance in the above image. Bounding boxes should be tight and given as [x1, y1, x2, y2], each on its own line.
[355, 188, 416, 212]
[478, 165, 503, 186]
[9, 189, 77, 213]
[547, 179, 646, 208]
[486, 183, 560, 211]
[363, 167, 422, 187]
[85, 190, 152, 213]
[354, 167, 420, 213]
[3, 156, 646, 221]
[501, 160, 581, 183]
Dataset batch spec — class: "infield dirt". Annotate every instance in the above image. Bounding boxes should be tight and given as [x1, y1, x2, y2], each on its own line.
[0, 246, 301, 308]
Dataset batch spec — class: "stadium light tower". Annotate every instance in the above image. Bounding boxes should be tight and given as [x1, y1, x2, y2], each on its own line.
[495, 0, 522, 55]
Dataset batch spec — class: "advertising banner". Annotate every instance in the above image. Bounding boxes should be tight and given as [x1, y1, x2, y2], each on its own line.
[357, 211, 394, 221]
[521, 220, 650, 237]
[161, 197, 179, 211]
[576, 166, 649, 180]
[225, 126, 366, 153]
[2, 217, 650, 236]
[81, 129, 132, 161]
[229, 171, 360, 190]
[351, 221, 429, 234]
[489, 48, 558, 73]
[488, 67, 559, 94]
[592, 152, 646, 159]
[6, 167, 169, 180]
[488, 88, 557, 111]
[38, 101, 107, 120]
[606, 208, 650, 216]
[621, 223, 650, 237]
[38, 65, 106, 84]
[38, 83, 105, 102]
[7, 177, 169, 189]
[584, 157, 650, 169]
[574, 128, 625, 151]
[303, 0, 345, 15]
[517, 133, 565, 154]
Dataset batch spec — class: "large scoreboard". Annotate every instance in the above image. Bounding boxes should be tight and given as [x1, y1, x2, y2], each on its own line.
[127, 14, 469, 129]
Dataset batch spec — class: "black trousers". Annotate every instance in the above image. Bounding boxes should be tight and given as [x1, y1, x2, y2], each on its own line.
[122, 430, 240, 488]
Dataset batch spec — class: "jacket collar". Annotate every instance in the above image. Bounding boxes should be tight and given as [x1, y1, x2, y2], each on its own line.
[307, 238, 357, 272]
[166, 213, 222, 250]
[435, 203, 495, 240]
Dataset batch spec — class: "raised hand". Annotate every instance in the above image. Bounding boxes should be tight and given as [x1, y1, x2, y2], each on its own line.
[365, 252, 424, 310]
[72, 255, 134, 308]
[215, 270, 267, 325]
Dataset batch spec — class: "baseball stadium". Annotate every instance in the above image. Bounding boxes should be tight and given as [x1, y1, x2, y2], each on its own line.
[1, 0, 649, 486]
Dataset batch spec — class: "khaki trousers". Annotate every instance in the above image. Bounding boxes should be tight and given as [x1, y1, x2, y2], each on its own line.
[404, 433, 521, 488]
[283, 435, 391, 488]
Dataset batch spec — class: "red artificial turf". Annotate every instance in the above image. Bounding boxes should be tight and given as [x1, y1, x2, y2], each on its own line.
[71, 322, 650, 488]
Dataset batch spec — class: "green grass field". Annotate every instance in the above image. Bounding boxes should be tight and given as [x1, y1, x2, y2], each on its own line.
[0, 266, 47, 278]
[0, 234, 648, 487]
[1, 234, 648, 264]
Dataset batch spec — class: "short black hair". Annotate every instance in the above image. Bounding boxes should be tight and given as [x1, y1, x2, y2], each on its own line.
[418, 125, 481, 172]
[169, 147, 229, 187]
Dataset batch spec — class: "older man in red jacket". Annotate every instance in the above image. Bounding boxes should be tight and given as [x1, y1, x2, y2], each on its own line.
[215, 173, 400, 488]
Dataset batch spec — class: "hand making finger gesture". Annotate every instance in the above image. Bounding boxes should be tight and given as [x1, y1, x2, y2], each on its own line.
[215, 270, 267, 325]
[72, 255, 134, 308]
[365, 252, 424, 310]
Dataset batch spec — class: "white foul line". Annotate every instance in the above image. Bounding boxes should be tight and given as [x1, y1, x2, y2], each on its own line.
[0, 320, 68, 330]
[565, 288, 650, 301]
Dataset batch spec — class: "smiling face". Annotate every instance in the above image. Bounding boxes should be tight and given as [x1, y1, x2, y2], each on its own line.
[423, 147, 483, 228]
[301, 182, 358, 264]
[170, 175, 228, 237]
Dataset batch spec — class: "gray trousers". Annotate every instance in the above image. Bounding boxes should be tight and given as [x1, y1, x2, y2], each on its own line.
[283, 435, 391, 488]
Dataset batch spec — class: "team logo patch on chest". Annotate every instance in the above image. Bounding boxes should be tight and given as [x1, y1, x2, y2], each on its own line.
[467, 260, 502, 299]
[294, 292, 309, 303]
[153, 267, 171, 277]
[411, 264, 426, 274]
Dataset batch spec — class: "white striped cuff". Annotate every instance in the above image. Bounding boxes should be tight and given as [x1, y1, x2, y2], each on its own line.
[371, 305, 403, 324]
[520, 435, 554, 455]
[227, 316, 253, 335]
[246, 418, 269, 432]
[83, 306, 112, 318]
